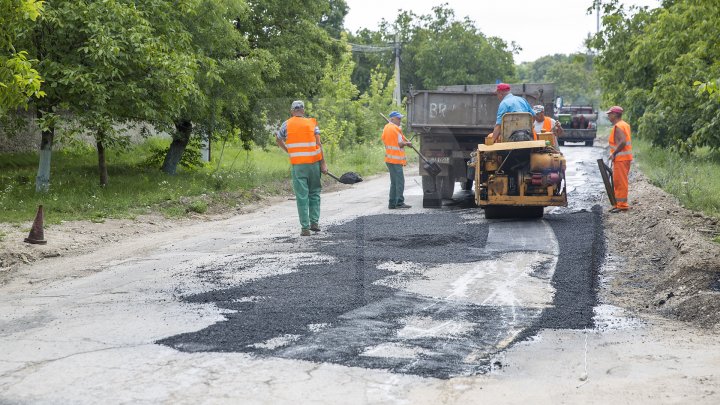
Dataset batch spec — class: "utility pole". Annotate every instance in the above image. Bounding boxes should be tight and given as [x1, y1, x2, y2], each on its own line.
[596, 1, 600, 33]
[393, 33, 401, 107]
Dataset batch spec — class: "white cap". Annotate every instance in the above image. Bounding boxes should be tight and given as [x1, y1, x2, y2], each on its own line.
[533, 105, 545, 113]
[291, 100, 305, 110]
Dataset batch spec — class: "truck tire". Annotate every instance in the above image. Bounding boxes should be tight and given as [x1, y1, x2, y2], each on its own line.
[438, 176, 455, 199]
[558, 140, 565, 146]
[421, 176, 442, 208]
[585, 140, 594, 146]
[460, 179, 473, 191]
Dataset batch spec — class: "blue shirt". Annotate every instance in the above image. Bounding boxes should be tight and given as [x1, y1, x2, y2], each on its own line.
[496, 93, 535, 125]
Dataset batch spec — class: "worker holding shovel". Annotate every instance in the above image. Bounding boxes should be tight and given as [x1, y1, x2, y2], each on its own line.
[276, 100, 328, 236]
[382, 111, 412, 209]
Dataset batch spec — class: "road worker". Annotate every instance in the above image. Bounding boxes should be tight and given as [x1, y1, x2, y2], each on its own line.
[606, 105, 633, 213]
[276, 100, 328, 236]
[491, 83, 536, 142]
[532, 104, 563, 147]
[382, 111, 412, 209]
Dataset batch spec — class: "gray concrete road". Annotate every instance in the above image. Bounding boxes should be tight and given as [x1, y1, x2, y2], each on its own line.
[1, 144, 718, 404]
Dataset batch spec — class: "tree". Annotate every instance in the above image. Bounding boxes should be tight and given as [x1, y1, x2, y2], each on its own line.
[517, 53, 600, 106]
[348, 5, 516, 94]
[588, 0, 720, 151]
[160, 0, 273, 175]
[34, 0, 200, 186]
[0, 0, 45, 111]
[161, 0, 348, 175]
[311, 39, 360, 160]
[6, 0, 203, 189]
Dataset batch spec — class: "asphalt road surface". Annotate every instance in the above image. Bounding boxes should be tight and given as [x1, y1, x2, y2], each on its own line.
[1, 143, 718, 404]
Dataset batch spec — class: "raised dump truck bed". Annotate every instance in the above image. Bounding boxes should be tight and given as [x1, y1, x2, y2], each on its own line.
[406, 83, 555, 207]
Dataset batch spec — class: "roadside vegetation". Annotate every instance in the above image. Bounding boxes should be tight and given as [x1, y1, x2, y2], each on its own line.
[0, 138, 388, 224]
[588, 0, 719, 235]
[3, 0, 718, 234]
[632, 138, 720, 221]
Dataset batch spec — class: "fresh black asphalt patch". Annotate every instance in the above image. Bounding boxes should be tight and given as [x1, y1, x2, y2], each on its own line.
[159, 208, 604, 379]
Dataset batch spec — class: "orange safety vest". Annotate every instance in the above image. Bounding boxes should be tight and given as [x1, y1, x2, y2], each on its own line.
[382, 122, 407, 165]
[609, 120, 633, 162]
[286, 117, 323, 165]
[542, 117, 552, 132]
[532, 117, 552, 139]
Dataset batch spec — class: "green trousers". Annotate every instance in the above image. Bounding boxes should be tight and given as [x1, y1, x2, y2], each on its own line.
[291, 162, 322, 230]
[386, 162, 405, 208]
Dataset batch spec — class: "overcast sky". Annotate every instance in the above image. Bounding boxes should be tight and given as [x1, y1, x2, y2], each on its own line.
[343, 0, 661, 63]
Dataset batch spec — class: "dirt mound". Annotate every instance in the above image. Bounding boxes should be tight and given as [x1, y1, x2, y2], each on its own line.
[603, 169, 720, 330]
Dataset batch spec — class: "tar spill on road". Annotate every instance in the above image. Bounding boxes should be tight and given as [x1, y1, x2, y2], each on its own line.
[159, 209, 604, 379]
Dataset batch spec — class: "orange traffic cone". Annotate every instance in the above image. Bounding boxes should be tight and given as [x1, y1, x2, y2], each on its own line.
[24, 205, 47, 245]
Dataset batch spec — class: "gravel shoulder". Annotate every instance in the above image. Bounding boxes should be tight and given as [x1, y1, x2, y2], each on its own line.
[602, 168, 720, 331]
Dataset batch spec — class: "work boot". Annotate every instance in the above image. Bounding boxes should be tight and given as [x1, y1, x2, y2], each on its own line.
[310, 223, 321, 232]
[300, 229, 311, 236]
[396, 203, 412, 209]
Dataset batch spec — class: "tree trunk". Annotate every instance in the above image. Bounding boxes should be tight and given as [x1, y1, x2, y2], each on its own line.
[35, 110, 54, 193]
[161, 119, 193, 175]
[97, 139, 108, 187]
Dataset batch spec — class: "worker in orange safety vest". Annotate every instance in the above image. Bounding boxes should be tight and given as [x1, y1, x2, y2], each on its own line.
[532, 104, 563, 147]
[276, 100, 328, 236]
[606, 105, 633, 213]
[382, 111, 413, 209]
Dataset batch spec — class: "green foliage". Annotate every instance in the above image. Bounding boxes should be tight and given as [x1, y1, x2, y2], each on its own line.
[311, 38, 361, 161]
[588, 0, 720, 151]
[144, 137, 205, 171]
[187, 200, 208, 214]
[695, 79, 720, 102]
[0, 137, 388, 223]
[517, 53, 600, 106]
[633, 137, 720, 219]
[302, 38, 400, 160]
[0, 0, 45, 111]
[349, 4, 516, 93]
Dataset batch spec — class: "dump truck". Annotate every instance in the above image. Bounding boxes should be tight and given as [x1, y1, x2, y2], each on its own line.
[406, 83, 556, 208]
[471, 112, 567, 218]
[554, 104, 598, 146]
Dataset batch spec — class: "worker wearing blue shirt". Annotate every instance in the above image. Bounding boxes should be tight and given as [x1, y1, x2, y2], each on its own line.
[491, 83, 535, 142]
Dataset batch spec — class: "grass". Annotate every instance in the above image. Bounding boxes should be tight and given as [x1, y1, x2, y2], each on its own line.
[0, 137, 389, 224]
[632, 137, 720, 219]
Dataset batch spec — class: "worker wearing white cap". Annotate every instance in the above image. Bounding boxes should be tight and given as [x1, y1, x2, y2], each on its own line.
[532, 104, 563, 147]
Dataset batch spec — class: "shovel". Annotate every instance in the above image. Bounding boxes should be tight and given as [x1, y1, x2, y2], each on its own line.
[597, 159, 616, 206]
[408, 144, 442, 177]
[326, 171, 363, 185]
[378, 113, 442, 177]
